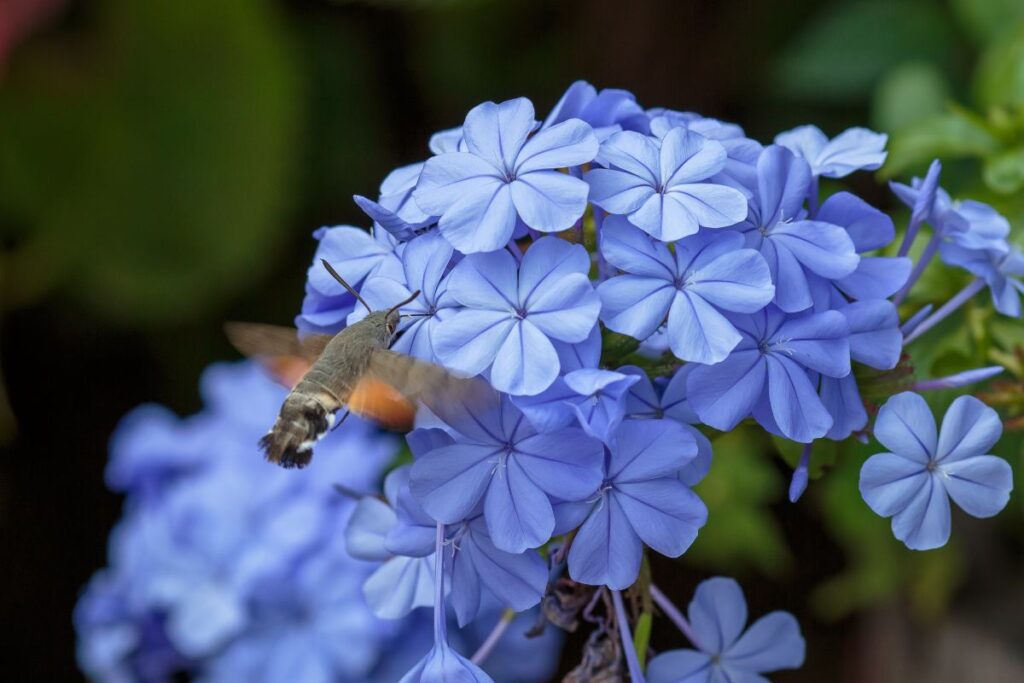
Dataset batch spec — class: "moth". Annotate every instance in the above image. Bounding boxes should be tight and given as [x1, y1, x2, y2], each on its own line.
[226, 259, 483, 469]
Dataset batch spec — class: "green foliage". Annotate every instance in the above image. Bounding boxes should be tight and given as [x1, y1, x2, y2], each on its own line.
[812, 437, 965, 621]
[686, 428, 793, 577]
[0, 0, 302, 324]
[771, 1, 953, 104]
[872, 61, 951, 133]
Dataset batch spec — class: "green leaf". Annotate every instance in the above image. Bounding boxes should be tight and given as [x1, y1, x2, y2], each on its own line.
[632, 612, 652, 670]
[0, 0, 302, 324]
[882, 108, 1001, 177]
[872, 61, 951, 133]
[686, 428, 792, 577]
[952, 0, 1024, 44]
[772, 1, 953, 104]
[974, 26, 1024, 108]
[983, 146, 1024, 193]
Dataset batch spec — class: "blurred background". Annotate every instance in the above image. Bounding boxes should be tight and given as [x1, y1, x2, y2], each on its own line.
[2, 0, 1023, 680]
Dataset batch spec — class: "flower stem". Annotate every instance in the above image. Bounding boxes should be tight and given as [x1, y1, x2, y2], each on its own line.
[471, 608, 516, 665]
[893, 232, 941, 305]
[433, 523, 447, 645]
[903, 278, 985, 346]
[897, 215, 922, 258]
[649, 584, 699, 648]
[611, 589, 646, 683]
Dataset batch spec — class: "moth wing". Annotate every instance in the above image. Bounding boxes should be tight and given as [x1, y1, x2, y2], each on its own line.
[224, 322, 333, 388]
[346, 374, 418, 432]
[363, 349, 492, 420]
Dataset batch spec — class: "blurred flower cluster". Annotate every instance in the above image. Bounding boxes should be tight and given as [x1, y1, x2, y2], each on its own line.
[307, 81, 1018, 680]
[75, 362, 562, 682]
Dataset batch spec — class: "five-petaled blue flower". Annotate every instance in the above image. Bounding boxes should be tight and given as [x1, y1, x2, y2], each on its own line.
[555, 419, 707, 589]
[647, 577, 806, 683]
[775, 124, 887, 178]
[860, 392, 1013, 550]
[597, 216, 774, 364]
[413, 97, 598, 253]
[687, 305, 851, 443]
[409, 389, 605, 554]
[349, 232, 460, 362]
[734, 145, 860, 313]
[435, 236, 601, 396]
[585, 127, 749, 241]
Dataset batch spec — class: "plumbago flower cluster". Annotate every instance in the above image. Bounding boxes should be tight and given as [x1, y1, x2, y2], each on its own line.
[74, 363, 563, 682]
[304, 81, 1020, 681]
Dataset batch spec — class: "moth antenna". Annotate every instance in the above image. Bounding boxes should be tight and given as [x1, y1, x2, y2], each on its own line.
[400, 312, 432, 319]
[321, 259, 372, 313]
[387, 289, 421, 316]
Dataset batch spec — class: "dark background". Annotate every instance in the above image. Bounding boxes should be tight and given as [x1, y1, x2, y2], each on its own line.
[2, 1, 1022, 680]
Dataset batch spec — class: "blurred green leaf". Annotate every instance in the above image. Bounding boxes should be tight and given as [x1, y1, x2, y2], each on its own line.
[812, 441, 965, 620]
[872, 61, 951, 133]
[686, 428, 792, 577]
[0, 0, 302, 324]
[983, 146, 1024, 193]
[882, 107, 1001, 177]
[772, 0, 953, 104]
[973, 25, 1024, 108]
[952, 0, 1024, 44]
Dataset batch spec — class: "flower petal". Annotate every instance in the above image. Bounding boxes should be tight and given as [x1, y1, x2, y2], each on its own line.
[484, 457, 554, 553]
[725, 611, 805, 673]
[891, 474, 951, 550]
[668, 184, 749, 229]
[465, 527, 547, 613]
[490, 320, 560, 396]
[667, 291, 743, 364]
[449, 249, 519, 309]
[661, 128, 728, 187]
[773, 309, 851, 378]
[568, 494, 643, 589]
[515, 118, 598, 174]
[936, 395, 1003, 463]
[413, 153, 503, 215]
[756, 146, 811, 226]
[598, 275, 676, 340]
[815, 127, 887, 178]
[647, 650, 713, 683]
[614, 480, 706, 557]
[687, 248, 775, 314]
[516, 428, 605, 500]
[364, 556, 435, 620]
[409, 444, 496, 523]
[527, 274, 601, 342]
[770, 220, 859, 279]
[596, 130, 660, 184]
[438, 181, 517, 254]
[820, 374, 867, 440]
[599, 215, 677, 277]
[609, 418, 697, 482]
[687, 577, 748, 654]
[874, 392, 937, 464]
[511, 171, 591, 233]
[519, 236, 591, 304]
[859, 452, 928, 517]
[434, 309, 515, 377]
[688, 350, 766, 431]
[585, 168, 654, 215]
[463, 98, 534, 171]
[940, 455, 1013, 518]
[836, 256, 911, 300]
[764, 355, 833, 443]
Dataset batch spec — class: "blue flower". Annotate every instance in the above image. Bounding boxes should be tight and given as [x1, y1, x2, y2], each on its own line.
[345, 468, 436, 620]
[413, 97, 598, 253]
[810, 191, 909, 304]
[597, 216, 774, 363]
[409, 389, 605, 554]
[774, 124, 887, 178]
[556, 419, 707, 589]
[447, 516, 548, 627]
[297, 226, 403, 334]
[354, 162, 436, 241]
[735, 146, 860, 313]
[940, 244, 1024, 317]
[648, 111, 762, 196]
[512, 368, 640, 442]
[543, 80, 648, 140]
[647, 577, 805, 683]
[860, 392, 1013, 550]
[620, 365, 713, 486]
[585, 127, 749, 241]
[891, 178, 1010, 254]
[349, 232, 461, 362]
[434, 236, 601, 396]
[687, 305, 851, 443]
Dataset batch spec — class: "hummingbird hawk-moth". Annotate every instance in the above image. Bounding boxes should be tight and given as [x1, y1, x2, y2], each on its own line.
[226, 259, 484, 469]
